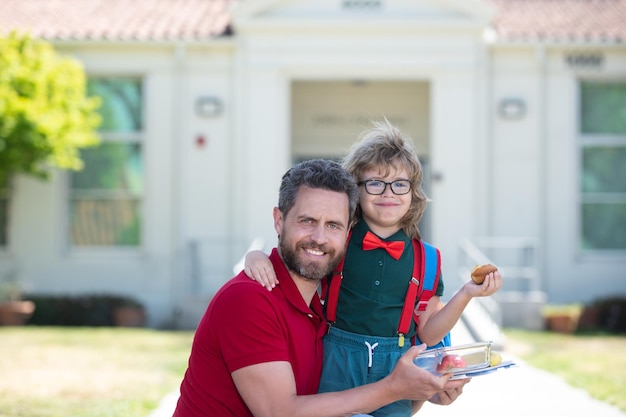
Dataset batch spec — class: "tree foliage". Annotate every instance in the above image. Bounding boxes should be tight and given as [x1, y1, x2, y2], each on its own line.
[0, 31, 101, 185]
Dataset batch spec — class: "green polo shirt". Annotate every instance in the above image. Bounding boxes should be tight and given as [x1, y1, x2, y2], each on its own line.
[331, 220, 444, 338]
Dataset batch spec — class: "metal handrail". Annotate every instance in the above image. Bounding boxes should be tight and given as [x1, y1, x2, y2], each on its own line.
[456, 236, 541, 338]
[465, 236, 541, 292]
[457, 237, 502, 321]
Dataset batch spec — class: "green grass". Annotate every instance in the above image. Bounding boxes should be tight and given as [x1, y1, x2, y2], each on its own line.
[2, 327, 624, 416]
[0, 326, 194, 417]
[503, 328, 626, 412]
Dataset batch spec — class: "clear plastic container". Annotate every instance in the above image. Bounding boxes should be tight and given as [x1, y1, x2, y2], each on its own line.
[413, 341, 492, 375]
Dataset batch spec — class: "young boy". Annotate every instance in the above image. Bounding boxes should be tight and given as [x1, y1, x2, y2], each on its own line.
[245, 119, 502, 417]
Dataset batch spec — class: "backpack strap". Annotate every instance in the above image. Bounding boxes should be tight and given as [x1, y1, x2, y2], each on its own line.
[413, 241, 441, 326]
[411, 240, 451, 348]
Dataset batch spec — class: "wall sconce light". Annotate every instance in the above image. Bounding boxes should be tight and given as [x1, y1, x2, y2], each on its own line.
[498, 98, 526, 119]
[195, 96, 223, 118]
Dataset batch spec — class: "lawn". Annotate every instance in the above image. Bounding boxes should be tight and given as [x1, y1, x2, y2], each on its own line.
[1, 326, 624, 417]
[503, 328, 626, 412]
[0, 327, 194, 417]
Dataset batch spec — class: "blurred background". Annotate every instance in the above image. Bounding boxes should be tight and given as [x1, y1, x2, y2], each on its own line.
[0, 0, 624, 339]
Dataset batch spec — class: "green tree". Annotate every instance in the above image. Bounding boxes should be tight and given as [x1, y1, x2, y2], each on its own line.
[0, 31, 101, 186]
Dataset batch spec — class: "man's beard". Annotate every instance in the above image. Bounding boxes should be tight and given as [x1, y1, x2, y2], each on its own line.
[279, 238, 342, 282]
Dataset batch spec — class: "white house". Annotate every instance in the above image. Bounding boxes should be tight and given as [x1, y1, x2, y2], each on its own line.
[1, 0, 625, 329]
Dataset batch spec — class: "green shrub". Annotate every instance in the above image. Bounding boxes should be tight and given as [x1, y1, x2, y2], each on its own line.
[24, 294, 144, 326]
[577, 296, 626, 334]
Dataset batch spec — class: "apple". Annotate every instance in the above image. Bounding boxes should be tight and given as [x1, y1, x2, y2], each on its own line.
[436, 354, 467, 372]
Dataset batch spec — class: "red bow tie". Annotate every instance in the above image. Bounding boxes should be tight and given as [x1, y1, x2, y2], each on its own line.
[362, 231, 405, 260]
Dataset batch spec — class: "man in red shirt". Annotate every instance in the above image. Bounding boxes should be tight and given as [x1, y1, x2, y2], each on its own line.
[173, 159, 468, 417]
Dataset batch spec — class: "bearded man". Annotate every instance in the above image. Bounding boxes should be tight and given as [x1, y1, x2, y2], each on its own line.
[173, 159, 468, 417]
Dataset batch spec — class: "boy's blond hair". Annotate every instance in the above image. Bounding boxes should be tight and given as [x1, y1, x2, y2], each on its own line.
[341, 118, 427, 240]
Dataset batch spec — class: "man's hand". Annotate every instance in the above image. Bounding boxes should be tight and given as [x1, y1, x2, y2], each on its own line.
[428, 378, 470, 405]
[385, 344, 468, 402]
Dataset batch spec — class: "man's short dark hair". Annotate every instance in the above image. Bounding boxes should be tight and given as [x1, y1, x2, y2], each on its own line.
[278, 159, 359, 224]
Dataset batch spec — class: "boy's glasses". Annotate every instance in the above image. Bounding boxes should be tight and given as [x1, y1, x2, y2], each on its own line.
[358, 179, 412, 195]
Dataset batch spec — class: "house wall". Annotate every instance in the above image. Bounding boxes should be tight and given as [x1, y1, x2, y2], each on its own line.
[487, 44, 626, 303]
[4, 1, 625, 328]
[542, 47, 626, 303]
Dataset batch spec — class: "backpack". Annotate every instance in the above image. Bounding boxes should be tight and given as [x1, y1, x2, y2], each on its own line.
[323, 237, 451, 350]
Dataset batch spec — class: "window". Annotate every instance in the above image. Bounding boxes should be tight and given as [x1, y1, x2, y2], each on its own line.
[579, 81, 626, 251]
[69, 78, 143, 247]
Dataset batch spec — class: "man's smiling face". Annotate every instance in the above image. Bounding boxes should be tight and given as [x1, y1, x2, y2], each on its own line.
[274, 186, 350, 282]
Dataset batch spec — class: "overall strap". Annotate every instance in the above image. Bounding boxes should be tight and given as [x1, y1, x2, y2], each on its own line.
[324, 259, 344, 325]
[396, 240, 423, 347]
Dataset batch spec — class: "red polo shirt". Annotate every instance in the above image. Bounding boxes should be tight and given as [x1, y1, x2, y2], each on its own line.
[173, 248, 326, 417]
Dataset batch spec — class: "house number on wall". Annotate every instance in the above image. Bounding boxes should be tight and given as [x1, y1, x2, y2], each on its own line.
[565, 53, 604, 69]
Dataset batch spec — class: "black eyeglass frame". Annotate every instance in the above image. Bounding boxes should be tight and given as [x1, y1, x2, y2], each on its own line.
[357, 179, 412, 195]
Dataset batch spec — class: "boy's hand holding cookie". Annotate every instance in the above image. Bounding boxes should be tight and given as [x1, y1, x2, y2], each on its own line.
[470, 264, 498, 284]
[460, 264, 502, 297]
